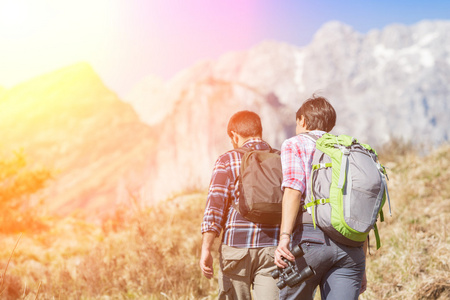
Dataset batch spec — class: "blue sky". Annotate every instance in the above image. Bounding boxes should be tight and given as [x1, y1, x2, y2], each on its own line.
[0, 0, 449, 97]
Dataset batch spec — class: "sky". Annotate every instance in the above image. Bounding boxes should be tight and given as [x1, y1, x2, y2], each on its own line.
[1, 0, 449, 98]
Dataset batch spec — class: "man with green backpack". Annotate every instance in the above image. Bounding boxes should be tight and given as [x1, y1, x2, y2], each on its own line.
[274, 95, 390, 300]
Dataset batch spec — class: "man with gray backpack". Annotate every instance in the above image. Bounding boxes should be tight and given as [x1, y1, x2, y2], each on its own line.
[274, 95, 390, 300]
[200, 110, 282, 299]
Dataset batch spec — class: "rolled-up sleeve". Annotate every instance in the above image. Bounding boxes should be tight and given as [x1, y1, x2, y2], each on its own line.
[201, 157, 230, 236]
[281, 138, 306, 194]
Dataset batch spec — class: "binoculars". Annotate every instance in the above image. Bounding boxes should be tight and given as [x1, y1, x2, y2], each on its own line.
[271, 244, 315, 289]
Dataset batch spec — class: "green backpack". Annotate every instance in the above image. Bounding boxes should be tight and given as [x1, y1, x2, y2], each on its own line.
[303, 133, 391, 249]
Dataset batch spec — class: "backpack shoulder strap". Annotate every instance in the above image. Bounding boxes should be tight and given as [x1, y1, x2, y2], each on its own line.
[270, 147, 281, 155]
[300, 132, 319, 143]
[235, 143, 276, 155]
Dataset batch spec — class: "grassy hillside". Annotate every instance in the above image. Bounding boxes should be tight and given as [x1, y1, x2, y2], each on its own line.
[0, 144, 448, 299]
[362, 143, 450, 300]
[0, 64, 156, 217]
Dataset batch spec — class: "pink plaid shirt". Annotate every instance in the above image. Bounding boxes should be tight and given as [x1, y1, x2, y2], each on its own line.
[281, 131, 326, 200]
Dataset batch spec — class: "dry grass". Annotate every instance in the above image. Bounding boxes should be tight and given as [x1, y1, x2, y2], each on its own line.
[360, 144, 450, 300]
[0, 193, 218, 299]
[0, 144, 448, 299]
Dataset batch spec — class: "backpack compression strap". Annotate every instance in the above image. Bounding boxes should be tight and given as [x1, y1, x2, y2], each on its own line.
[373, 223, 381, 249]
[337, 146, 350, 189]
[300, 133, 331, 228]
[373, 162, 391, 250]
[304, 161, 332, 228]
[378, 163, 392, 217]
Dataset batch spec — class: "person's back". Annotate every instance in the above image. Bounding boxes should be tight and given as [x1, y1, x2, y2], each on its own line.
[274, 95, 368, 300]
[200, 110, 280, 300]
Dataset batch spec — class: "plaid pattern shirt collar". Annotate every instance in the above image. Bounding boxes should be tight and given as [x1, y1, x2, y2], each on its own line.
[201, 138, 280, 248]
[281, 130, 326, 197]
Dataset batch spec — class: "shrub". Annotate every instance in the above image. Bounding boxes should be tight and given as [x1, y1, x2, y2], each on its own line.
[0, 150, 52, 233]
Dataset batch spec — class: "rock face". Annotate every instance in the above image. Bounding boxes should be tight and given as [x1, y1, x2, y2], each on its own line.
[2, 20, 449, 216]
[299, 20, 450, 146]
[130, 20, 450, 206]
[129, 20, 450, 147]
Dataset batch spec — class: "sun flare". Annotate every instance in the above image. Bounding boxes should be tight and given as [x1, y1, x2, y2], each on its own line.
[0, 0, 36, 37]
[0, 0, 119, 88]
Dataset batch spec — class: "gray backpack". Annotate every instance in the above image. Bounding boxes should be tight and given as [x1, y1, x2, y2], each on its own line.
[233, 147, 283, 225]
[302, 133, 391, 249]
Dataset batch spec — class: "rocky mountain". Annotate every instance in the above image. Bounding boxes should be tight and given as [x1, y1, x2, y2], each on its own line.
[1, 20, 449, 217]
[128, 20, 450, 147]
[300, 20, 449, 145]
[127, 20, 450, 207]
[123, 21, 450, 209]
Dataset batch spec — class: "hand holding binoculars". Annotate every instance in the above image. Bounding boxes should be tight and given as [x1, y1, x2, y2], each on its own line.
[271, 244, 315, 289]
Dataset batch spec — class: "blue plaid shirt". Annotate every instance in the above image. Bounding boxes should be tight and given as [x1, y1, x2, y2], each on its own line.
[201, 138, 280, 248]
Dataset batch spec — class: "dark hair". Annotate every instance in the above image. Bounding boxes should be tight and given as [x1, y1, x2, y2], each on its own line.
[296, 95, 336, 132]
[227, 110, 262, 138]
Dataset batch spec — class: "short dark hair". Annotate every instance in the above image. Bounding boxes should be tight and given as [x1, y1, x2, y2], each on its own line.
[296, 94, 336, 132]
[227, 110, 262, 138]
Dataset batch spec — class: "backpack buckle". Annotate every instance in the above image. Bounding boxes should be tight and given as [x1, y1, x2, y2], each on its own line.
[318, 198, 327, 205]
[341, 147, 350, 155]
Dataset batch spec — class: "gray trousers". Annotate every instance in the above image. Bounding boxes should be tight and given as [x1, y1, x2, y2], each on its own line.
[219, 244, 279, 300]
[280, 224, 366, 300]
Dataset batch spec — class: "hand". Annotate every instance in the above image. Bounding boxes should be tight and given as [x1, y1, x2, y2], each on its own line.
[274, 238, 295, 268]
[359, 271, 367, 294]
[199, 248, 214, 279]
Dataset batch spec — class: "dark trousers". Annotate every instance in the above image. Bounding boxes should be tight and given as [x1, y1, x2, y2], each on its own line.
[280, 224, 366, 300]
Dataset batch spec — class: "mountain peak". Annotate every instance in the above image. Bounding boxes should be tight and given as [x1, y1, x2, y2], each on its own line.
[311, 21, 361, 45]
[52, 62, 96, 77]
[9, 62, 105, 94]
[41, 62, 102, 85]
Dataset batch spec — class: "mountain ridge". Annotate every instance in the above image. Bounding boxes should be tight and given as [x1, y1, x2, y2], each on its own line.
[129, 19, 450, 206]
[1, 19, 449, 216]
[128, 20, 449, 147]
